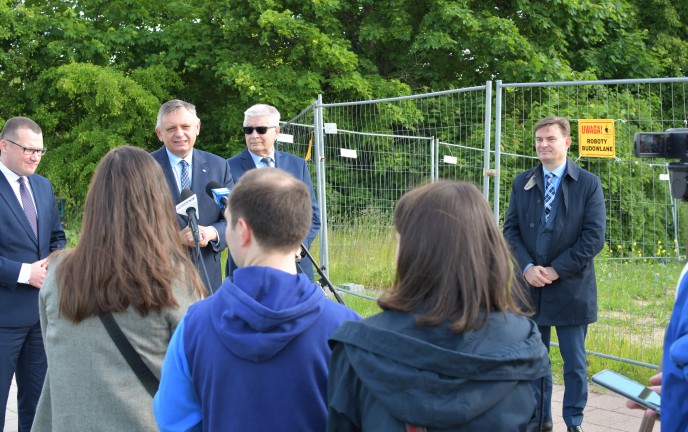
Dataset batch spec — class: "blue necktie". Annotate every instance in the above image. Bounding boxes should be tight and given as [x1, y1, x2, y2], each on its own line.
[261, 157, 274, 168]
[179, 160, 191, 191]
[19, 177, 38, 239]
[544, 173, 556, 222]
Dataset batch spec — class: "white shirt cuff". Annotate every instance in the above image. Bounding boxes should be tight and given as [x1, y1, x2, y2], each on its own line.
[18, 263, 32, 284]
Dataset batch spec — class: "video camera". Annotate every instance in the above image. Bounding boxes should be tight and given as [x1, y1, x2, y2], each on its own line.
[634, 128, 688, 200]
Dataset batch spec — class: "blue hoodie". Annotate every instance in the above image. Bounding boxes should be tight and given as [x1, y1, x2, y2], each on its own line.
[153, 266, 360, 431]
[661, 263, 688, 431]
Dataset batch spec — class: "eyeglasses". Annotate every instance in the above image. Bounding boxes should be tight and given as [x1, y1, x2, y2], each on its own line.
[4, 139, 47, 156]
[243, 126, 277, 135]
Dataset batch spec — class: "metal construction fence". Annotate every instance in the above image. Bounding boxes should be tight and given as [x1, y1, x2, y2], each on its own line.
[278, 77, 688, 370]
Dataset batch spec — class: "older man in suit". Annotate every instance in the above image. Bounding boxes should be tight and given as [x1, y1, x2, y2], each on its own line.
[0, 117, 66, 431]
[151, 100, 234, 294]
[503, 116, 606, 432]
[227, 104, 321, 282]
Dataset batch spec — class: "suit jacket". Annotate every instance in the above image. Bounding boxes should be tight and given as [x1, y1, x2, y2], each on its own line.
[503, 157, 606, 326]
[227, 148, 321, 281]
[0, 172, 66, 327]
[151, 147, 234, 293]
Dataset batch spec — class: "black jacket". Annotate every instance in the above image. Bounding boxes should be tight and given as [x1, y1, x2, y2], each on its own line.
[327, 310, 550, 431]
[503, 158, 606, 325]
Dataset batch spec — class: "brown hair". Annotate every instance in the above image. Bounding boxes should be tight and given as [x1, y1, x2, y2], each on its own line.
[1, 117, 43, 155]
[55, 146, 205, 322]
[378, 180, 530, 333]
[1, 116, 42, 140]
[535, 115, 571, 137]
[228, 168, 310, 252]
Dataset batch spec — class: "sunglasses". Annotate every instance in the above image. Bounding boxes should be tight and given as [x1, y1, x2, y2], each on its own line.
[243, 126, 277, 135]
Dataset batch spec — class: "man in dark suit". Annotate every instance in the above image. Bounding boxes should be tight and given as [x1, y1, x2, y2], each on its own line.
[503, 116, 606, 432]
[227, 104, 320, 281]
[0, 117, 66, 431]
[151, 100, 233, 294]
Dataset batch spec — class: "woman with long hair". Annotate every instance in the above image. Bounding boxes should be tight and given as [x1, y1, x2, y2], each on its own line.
[32, 146, 205, 431]
[327, 180, 550, 431]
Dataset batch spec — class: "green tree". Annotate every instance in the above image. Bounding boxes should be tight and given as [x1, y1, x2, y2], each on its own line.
[1, 0, 685, 211]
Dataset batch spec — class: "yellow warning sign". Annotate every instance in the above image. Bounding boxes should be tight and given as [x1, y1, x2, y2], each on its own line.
[578, 119, 615, 158]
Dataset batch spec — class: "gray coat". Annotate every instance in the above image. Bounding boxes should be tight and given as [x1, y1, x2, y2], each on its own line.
[503, 158, 606, 326]
[31, 259, 200, 432]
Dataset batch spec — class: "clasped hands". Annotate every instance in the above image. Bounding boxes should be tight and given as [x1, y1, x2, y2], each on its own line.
[525, 265, 560, 287]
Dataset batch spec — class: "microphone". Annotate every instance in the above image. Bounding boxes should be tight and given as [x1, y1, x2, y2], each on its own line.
[205, 181, 230, 209]
[176, 189, 200, 244]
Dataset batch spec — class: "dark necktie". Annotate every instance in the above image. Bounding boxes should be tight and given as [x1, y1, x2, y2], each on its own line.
[544, 173, 556, 222]
[19, 177, 38, 239]
[261, 157, 274, 168]
[179, 160, 191, 190]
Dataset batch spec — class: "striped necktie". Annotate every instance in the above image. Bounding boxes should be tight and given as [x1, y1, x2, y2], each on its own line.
[19, 177, 38, 239]
[544, 173, 556, 222]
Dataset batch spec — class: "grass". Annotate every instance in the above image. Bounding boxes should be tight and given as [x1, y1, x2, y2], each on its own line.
[310, 227, 397, 290]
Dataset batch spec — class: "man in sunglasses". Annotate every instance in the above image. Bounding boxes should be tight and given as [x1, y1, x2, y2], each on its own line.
[0, 116, 66, 431]
[227, 104, 321, 282]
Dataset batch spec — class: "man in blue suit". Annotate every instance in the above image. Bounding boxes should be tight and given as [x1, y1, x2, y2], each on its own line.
[152, 100, 234, 294]
[503, 116, 606, 432]
[0, 117, 66, 431]
[227, 104, 321, 282]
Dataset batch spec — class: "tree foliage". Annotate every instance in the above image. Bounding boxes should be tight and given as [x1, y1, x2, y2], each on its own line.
[0, 0, 685, 209]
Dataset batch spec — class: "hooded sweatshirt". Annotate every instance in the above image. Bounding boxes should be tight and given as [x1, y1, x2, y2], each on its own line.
[153, 266, 360, 432]
[660, 263, 688, 431]
[327, 310, 550, 432]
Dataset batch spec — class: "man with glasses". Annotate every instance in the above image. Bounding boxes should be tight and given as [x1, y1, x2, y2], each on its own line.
[227, 104, 321, 282]
[0, 117, 66, 431]
[151, 99, 234, 294]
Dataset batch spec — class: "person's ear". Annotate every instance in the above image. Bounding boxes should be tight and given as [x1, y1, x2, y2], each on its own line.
[237, 218, 252, 246]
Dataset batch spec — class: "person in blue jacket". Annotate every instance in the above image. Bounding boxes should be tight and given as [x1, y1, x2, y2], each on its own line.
[153, 167, 360, 432]
[503, 116, 606, 432]
[226, 103, 320, 282]
[327, 180, 550, 432]
[626, 263, 688, 431]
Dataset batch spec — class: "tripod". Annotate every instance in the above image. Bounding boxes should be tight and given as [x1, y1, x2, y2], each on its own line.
[297, 243, 345, 305]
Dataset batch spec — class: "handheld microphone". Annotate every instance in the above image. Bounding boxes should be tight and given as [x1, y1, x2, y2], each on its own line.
[177, 189, 200, 244]
[205, 181, 230, 209]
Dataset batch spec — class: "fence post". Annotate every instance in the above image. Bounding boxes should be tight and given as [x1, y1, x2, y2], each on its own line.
[314, 94, 330, 277]
[483, 80, 492, 200]
[493, 80, 503, 223]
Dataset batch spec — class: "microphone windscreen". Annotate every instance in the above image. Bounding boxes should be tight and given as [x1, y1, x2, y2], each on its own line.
[205, 181, 222, 198]
[181, 188, 194, 201]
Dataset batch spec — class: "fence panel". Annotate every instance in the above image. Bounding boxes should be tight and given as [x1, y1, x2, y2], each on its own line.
[494, 78, 688, 368]
[282, 78, 688, 370]
[311, 88, 491, 291]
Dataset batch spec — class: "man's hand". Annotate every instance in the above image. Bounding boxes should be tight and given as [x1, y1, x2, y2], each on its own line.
[525, 265, 555, 287]
[543, 266, 560, 281]
[179, 225, 218, 248]
[625, 372, 661, 419]
[28, 258, 48, 289]
[197, 226, 218, 247]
